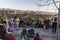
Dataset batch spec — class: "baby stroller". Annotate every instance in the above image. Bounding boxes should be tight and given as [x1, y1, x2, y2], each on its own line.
[28, 29, 35, 40]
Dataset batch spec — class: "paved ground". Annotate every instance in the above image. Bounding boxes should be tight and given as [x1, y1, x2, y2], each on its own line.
[12, 27, 57, 40]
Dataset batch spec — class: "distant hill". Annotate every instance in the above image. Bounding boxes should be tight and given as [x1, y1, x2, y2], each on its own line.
[0, 8, 57, 20]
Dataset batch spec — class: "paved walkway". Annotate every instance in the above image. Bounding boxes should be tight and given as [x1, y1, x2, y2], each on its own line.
[12, 27, 57, 40]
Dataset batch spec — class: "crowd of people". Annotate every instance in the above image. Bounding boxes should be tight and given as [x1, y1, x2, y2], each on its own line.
[0, 24, 42, 40]
[0, 15, 58, 33]
[0, 15, 58, 40]
[20, 28, 42, 40]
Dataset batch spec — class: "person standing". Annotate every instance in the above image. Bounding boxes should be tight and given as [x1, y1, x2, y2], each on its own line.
[35, 20, 39, 28]
[15, 16, 20, 30]
[38, 21, 43, 28]
[3, 17, 9, 33]
[43, 18, 47, 29]
[10, 18, 14, 28]
[52, 16, 57, 33]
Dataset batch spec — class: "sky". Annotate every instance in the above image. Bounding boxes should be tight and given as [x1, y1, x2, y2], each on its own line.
[0, 0, 59, 12]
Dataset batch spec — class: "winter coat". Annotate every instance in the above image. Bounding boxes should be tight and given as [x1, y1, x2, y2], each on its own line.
[21, 29, 28, 40]
[10, 34, 16, 40]
[34, 36, 42, 40]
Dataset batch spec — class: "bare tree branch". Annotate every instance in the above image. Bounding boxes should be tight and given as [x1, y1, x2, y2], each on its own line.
[36, 1, 60, 6]
[52, 0, 59, 9]
[36, 0, 60, 9]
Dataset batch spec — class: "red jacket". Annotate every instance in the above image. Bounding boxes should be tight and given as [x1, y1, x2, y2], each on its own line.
[11, 35, 16, 40]
[9, 34, 16, 40]
[34, 36, 42, 40]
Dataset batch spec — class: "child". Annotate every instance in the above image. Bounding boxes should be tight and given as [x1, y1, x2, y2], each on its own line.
[21, 28, 28, 40]
[34, 33, 42, 40]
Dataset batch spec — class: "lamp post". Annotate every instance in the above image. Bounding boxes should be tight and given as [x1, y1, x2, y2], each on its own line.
[57, 3, 60, 40]
[50, 0, 60, 40]
[53, 2, 60, 40]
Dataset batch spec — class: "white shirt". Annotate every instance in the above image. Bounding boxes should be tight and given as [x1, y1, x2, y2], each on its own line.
[51, 16, 57, 23]
[15, 18, 20, 24]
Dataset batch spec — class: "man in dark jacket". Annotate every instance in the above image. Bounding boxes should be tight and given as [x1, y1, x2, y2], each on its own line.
[52, 17, 57, 33]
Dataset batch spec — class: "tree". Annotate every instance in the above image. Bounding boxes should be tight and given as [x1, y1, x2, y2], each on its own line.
[2, 9, 7, 18]
[36, 0, 60, 10]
